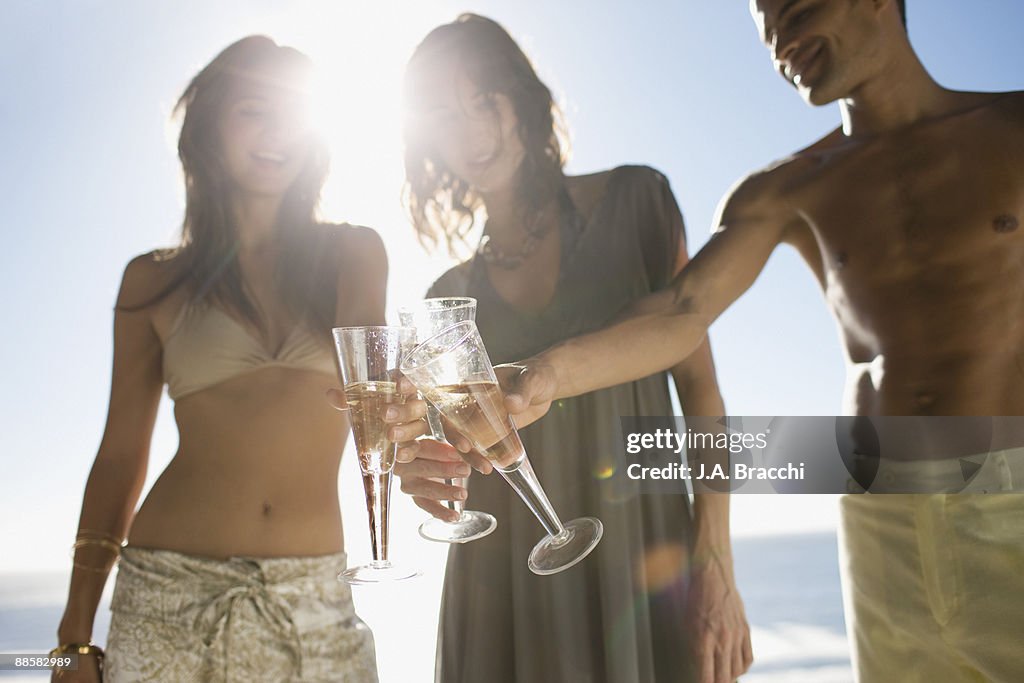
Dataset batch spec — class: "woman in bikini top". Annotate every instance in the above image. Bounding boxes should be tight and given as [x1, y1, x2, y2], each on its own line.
[52, 35, 403, 682]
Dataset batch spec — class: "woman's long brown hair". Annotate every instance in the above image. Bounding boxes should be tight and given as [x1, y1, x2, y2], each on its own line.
[125, 35, 337, 339]
[402, 14, 570, 257]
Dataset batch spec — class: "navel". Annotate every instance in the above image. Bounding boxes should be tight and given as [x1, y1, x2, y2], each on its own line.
[262, 501, 272, 516]
[993, 214, 1019, 234]
[836, 251, 849, 270]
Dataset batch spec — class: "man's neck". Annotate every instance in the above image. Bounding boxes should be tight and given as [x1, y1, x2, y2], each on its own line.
[839, 50, 952, 138]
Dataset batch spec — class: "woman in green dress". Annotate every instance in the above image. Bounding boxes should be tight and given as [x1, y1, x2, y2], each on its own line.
[395, 14, 752, 683]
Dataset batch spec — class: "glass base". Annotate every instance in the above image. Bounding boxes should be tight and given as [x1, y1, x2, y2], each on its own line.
[528, 517, 604, 576]
[419, 510, 498, 544]
[338, 562, 421, 585]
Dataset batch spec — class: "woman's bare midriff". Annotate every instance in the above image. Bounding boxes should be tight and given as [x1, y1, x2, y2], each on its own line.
[127, 367, 350, 559]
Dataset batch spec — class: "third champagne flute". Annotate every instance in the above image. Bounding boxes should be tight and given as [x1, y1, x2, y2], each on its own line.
[401, 320, 603, 575]
[398, 297, 498, 544]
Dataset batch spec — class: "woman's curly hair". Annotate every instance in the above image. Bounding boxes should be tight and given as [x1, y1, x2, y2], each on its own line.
[402, 14, 570, 257]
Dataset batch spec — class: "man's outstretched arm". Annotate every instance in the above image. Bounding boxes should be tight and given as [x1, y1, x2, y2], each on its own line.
[501, 171, 796, 421]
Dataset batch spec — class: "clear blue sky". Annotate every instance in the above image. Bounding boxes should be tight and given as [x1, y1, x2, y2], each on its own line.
[2, 0, 1023, 573]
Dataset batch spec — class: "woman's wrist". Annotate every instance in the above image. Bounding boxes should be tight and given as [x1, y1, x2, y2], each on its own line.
[57, 615, 94, 644]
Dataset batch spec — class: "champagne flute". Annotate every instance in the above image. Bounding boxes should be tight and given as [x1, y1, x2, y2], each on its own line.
[399, 297, 498, 544]
[333, 326, 420, 584]
[401, 320, 603, 575]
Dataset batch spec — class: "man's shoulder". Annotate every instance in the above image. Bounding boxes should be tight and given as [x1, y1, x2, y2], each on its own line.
[981, 90, 1024, 126]
[927, 89, 1024, 133]
[721, 145, 820, 209]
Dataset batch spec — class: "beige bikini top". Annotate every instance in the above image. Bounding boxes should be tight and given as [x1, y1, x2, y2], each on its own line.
[162, 301, 336, 401]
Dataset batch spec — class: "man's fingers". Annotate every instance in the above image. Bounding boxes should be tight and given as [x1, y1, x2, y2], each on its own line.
[413, 496, 461, 523]
[504, 391, 527, 414]
[698, 634, 715, 683]
[732, 628, 748, 679]
[325, 388, 347, 411]
[714, 635, 731, 683]
[741, 625, 754, 671]
[501, 367, 534, 414]
[493, 363, 555, 429]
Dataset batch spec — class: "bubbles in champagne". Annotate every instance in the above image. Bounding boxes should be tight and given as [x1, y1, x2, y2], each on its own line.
[345, 381, 406, 474]
[426, 381, 525, 470]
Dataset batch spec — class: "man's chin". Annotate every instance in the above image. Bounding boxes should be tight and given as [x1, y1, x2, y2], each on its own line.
[799, 83, 841, 107]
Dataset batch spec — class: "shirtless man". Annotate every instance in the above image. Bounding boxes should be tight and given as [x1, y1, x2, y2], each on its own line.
[483, 1, 1024, 680]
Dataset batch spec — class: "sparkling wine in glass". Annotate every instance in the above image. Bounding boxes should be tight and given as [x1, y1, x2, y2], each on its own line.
[401, 321, 603, 575]
[398, 297, 498, 544]
[333, 326, 420, 584]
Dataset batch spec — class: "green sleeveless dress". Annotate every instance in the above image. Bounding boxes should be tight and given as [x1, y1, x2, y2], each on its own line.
[427, 165, 698, 683]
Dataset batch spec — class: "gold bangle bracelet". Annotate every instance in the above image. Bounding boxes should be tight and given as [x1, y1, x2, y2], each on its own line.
[76, 529, 122, 544]
[72, 538, 124, 555]
[49, 642, 104, 656]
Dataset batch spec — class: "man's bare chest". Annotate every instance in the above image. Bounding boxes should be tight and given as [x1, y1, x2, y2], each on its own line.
[788, 125, 1023, 280]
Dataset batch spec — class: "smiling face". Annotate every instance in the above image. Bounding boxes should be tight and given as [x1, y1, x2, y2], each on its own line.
[401, 14, 567, 255]
[750, 0, 889, 106]
[411, 56, 526, 194]
[217, 76, 314, 198]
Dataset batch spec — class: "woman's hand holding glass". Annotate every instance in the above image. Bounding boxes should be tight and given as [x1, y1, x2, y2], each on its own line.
[394, 439, 471, 523]
[325, 380, 493, 520]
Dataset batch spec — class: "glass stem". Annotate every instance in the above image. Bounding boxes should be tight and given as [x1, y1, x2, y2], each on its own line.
[363, 470, 391, 563]
[498, 456, 567, 539]
[426, 403, 465, 515]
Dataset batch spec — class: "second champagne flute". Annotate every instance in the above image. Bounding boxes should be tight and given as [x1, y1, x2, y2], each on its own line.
[398, 297, 498, 544]
[401, 320, 603, 575]
[333, 325, 420, 584]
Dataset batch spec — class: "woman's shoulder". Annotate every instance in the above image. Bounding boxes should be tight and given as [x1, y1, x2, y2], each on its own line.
[566, 165, 672, 216]
[319, 221, 383, 248]
[318, 222, 387, 269]
[597, 164, 672, 194]
[117, 249, 186, 309]
[426, 260, 475, 299]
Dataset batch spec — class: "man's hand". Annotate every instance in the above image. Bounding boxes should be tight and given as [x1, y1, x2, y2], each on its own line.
[493, 360, 559, 429]
[686, 551, 754, 683]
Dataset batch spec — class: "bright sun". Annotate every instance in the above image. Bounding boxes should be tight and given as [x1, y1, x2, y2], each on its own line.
[262, 2, 457, 311]
[269, 3, 438, 226]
